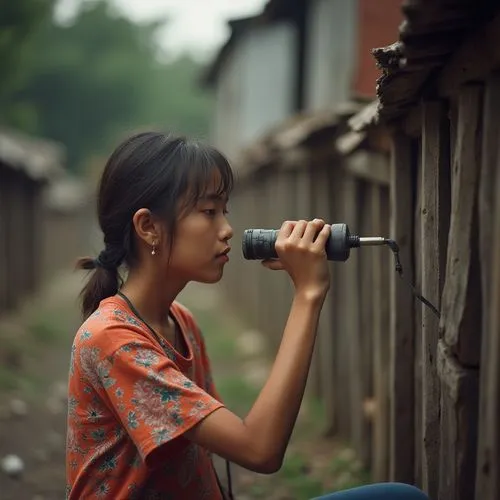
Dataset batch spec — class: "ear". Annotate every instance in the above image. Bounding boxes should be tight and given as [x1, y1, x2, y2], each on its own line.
[132, 208, 163, 247]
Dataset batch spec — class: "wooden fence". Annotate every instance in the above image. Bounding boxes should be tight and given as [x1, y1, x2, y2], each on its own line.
[0, 130, 92, 318]
[221, 82, 500, 499]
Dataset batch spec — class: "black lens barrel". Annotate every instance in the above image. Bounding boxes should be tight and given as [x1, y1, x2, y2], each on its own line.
[242, 223, 357, 262]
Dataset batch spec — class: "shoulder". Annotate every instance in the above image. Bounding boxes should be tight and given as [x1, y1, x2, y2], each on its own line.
[72, 297, 156, 357]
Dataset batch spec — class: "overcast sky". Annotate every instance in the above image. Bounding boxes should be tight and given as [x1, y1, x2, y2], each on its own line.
[55, 0, 268, 59]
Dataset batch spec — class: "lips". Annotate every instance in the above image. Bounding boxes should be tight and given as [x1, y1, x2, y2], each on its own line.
[216, 247, 231, 258]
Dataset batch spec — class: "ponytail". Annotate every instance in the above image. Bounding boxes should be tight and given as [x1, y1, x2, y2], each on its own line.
[76, 245, 125, 319]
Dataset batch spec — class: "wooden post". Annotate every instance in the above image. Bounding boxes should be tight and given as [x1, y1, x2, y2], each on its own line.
[332, 167, 352, 439]
[439, 85, 483, 368]
[389, 131, 415, 483]
[311, 162, 337, 435]
[438, 84, 483, 500]
[437, 339, 479, 500]
[370, 182, 391, 481]
[341, 173, 365, 463]
[413, 151, 423, 488]
[420, 100, 451, 498]
[475, 73, 500, 500]
[357, 180, 373, 468]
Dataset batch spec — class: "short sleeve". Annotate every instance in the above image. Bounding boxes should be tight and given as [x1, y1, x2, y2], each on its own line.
[93, 340, 224, 465]
[198, 330, 223, 402]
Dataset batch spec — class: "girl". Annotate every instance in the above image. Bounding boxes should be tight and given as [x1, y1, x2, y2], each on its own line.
[66, 132, 429, 500]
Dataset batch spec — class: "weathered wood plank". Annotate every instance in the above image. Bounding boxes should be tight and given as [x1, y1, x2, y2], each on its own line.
[438, 13, 500, 99]
[389, 131, 415, 483]
[333, 167, 353, 439]
[413, 157, 423, 488]
[371, 183, 390, 481]
[311, 164, 336, 436]
[342, 151, 390, 186]
[475, 74, 500, 500]
[342, 174, 364, 458]
[358, 180, 373, 468]
[420, 100, 451, 498]
[437, 339, 479, 500]
[439, 84, 483, 367]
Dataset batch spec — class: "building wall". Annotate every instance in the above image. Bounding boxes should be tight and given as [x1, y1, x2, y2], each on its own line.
[212, 22, 298, 161]
[352, 0, 403, 99]
[303, 0, 358, 111]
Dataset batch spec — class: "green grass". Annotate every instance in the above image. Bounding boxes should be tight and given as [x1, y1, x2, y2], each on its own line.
[217, 376, 260, 417]
[0, 365, 20, 391]
[0, 298, 77, 395]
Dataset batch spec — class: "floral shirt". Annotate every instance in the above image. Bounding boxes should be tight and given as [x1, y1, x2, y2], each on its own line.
[66, 295, 225, 499]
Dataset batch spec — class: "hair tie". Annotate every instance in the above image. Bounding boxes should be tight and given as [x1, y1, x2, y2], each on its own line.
[94, 247, 125, 271]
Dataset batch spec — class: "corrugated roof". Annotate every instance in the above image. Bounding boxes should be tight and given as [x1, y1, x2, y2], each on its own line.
[367, 0, 499, 124]
[233, 103, 367, 175]
[200, 0, 301, 87]
[0, 128, 65, 182]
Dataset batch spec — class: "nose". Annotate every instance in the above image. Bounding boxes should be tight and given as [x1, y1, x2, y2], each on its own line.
[220, 218, 233, 241]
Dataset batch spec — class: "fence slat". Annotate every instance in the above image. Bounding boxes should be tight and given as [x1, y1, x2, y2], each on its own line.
[438, 84, 482, 500]
[371, 183, 390, 481]
[437, 340, 479, 500]
[389, 132, 415, 483]
[420, 100, 451, 498]
[475, 73, 500, 500]
[439, 85, 483, 368]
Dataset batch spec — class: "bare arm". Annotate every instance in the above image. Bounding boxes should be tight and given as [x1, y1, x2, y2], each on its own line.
[185, 219, 331, 474]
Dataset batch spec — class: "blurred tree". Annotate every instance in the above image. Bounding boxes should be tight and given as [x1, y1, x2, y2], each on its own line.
[2, 0, 213, 172]
[0, 0, 55, 122]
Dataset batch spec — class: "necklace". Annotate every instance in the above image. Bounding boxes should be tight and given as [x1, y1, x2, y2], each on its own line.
[117, 290, 233, 500]
[116, 291, 181, 353]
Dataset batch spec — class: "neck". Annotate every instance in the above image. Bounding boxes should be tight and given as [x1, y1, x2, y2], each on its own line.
[119, 266, 187, 326]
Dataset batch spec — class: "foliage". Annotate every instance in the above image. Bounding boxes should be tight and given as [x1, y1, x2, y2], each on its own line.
[1, 0, 214, 172]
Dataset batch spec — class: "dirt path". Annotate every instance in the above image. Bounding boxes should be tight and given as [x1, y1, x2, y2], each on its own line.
[0, 276, 367, 500]
[0, 272, 85, 500]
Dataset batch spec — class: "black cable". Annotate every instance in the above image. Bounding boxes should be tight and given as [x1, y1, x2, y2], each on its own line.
[384, 239, 441, 319]
[226, 460, 234, 499]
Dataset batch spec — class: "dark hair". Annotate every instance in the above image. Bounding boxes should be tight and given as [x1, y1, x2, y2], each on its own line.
[76, 131, 233, 319]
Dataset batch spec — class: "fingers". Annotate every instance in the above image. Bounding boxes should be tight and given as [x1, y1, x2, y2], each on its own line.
[290, 220, 308, 240]
[278, 220, 295, 240]
[261, 259, 285, 271]
[303, 218, 325, 242]
[276, 218, 329, 251]
[313, 223, 331, 249]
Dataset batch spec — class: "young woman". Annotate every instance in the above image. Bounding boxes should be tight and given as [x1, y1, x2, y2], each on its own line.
[66, 131, 429, 500]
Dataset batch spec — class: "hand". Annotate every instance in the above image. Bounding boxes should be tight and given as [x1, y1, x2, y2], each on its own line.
[262, 219, 330, 300]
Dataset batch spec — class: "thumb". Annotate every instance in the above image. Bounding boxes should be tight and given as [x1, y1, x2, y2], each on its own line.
[261, 259, 285, 271]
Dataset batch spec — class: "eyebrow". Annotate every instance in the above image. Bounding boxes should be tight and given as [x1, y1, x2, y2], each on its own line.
[200, 193, 229, 202]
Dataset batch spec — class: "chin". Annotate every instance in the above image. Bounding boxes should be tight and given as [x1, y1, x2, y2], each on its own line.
[194, 269, 224, 285]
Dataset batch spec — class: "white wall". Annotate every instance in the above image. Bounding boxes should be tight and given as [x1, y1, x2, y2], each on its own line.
[212, 22, 298, 162]
[304, 0, 357, 112]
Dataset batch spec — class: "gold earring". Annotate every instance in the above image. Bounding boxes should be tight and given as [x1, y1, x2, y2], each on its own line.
[151, 241, 157, 255]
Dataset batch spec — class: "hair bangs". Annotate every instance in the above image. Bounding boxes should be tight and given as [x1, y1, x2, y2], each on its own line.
[179, 140, 234, 212]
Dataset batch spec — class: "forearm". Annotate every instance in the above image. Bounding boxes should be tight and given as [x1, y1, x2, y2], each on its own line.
[243, 291, 324, 467]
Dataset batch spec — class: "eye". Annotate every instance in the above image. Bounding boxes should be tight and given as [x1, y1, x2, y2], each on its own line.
[202, 209, 216, 216]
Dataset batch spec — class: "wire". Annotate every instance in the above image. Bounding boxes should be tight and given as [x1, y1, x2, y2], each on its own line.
[384, 239, 441, 319]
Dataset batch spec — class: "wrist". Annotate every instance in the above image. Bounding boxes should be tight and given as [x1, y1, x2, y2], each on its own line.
[293, 287, 328, 306]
